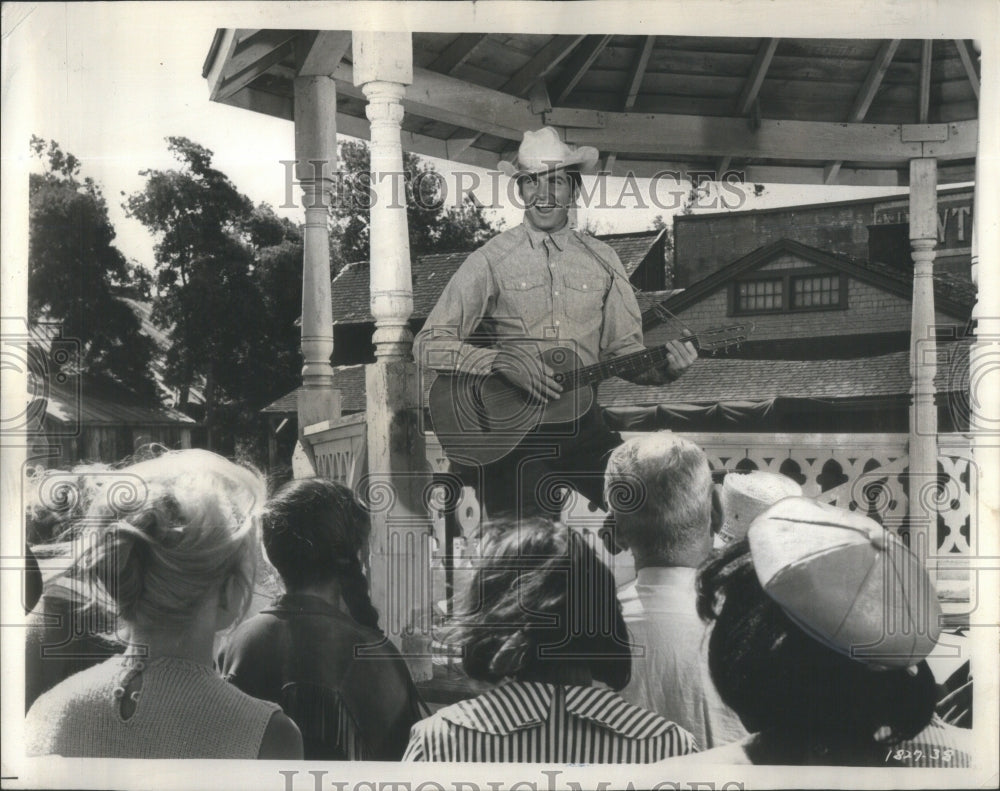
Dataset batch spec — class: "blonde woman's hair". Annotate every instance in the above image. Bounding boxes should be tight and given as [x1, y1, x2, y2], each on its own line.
[65, 449, 266, 632]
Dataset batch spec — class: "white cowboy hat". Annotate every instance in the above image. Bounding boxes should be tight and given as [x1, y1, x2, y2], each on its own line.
[498, 127, 600, 178]
[715, 470, 803, 548]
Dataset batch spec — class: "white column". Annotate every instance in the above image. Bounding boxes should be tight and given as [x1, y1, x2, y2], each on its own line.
[294, 75, 341, 430]
[354, 32, 414, 361]
[908, 158, 939, 539]
[354, 32, 432, 681]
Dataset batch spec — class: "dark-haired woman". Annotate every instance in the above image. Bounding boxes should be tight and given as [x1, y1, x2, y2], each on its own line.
[403, 519, 697, 763]
[682, 496, 970, 767]
[217, 477, 425, 760]
[25, 450, 302, 759]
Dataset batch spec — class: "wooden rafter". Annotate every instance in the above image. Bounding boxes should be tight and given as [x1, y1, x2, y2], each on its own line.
[550, 35, 612, 105]
[625, 36, 655, 111]
[607, 36, 655, 176]
[427, 33, 487, 74]
[848, 39, 901, 122]
[953, 39, 980, 101]
[918, 40, 933, 124]
[214, 30, 297, 100]
[736, 38, 779, 116]
[296, 31, 352, 76]
[502, 35, 585, 97]
[454, 34, 584, 159]
[825, 38, 899, 184]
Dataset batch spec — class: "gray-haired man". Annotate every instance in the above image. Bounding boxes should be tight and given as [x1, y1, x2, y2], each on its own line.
[605, 431, 747, 749]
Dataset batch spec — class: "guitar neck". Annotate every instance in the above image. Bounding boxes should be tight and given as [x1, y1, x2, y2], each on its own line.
[561, 334, 699, 390]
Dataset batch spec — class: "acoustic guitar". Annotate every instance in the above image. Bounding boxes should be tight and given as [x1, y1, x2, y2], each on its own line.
[427, 324, 751, 466]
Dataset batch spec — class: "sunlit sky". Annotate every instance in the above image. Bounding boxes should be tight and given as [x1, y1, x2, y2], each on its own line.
[8, 3, 912, 268]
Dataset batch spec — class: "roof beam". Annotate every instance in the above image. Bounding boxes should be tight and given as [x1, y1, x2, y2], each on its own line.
[296, 31, 352, 76]
[562, 113, 977, 161]
[823, 38, 899, 184]
[550, 35, 612, 105]
[918, 39, 932, 124]
[848, 39, 901, 122]
[333, 61, 538, 141]
[606, 36, 654, 176]
[624, 36, 656, 111]
[736, 38, 779, 116]
[213, 30, 297, 101]
[953, 39, 980, 101]
[501, 35, 585, 96]
[427, 33, 487, 74]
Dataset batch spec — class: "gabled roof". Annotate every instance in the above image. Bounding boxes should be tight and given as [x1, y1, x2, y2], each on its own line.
[330, 230, 666, 325]
[653, 238, 974, 324]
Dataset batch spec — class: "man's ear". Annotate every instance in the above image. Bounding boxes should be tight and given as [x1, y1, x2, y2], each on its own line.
[710, 485, 725, 536]
[602, 512, 628, 553]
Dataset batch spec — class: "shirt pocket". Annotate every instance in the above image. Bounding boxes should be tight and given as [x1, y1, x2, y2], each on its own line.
[564, 279, 605, 323]
[497, 275, 549, 330]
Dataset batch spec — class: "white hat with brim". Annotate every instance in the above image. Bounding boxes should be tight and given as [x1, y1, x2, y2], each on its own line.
[748, 497, 942, 669]
[715, 470, 803, 548]
[498, 127, 600, 178]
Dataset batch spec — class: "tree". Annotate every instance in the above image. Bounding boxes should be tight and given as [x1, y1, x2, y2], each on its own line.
[28, 136, 157, 399]
[125, 137, 261, 449]
[330, 140, 500, 269]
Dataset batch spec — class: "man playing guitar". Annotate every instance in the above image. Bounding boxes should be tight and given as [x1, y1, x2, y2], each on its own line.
[413, 127, 697, 520]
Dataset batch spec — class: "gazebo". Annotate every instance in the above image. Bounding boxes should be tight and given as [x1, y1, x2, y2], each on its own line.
[202, 29, 995, 680]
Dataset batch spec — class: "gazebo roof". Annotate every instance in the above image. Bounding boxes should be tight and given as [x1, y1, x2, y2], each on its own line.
[204, 32, 979, 186]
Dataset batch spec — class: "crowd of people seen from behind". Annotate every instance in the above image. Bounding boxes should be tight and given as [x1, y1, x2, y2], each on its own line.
[23, 435, 974, 766]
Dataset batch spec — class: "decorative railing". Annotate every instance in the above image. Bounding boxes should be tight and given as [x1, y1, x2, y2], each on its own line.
[423, 431, 974, 616]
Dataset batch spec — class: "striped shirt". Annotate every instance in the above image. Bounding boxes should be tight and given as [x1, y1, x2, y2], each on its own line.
[403, 682, 697, 763]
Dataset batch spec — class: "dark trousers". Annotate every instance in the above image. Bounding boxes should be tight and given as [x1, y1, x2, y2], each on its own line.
[447, 403, 622, 525]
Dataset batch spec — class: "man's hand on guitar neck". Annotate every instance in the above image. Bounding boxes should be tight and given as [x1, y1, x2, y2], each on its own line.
[491, 350, 564, 403]
[628, 339, 698, 386]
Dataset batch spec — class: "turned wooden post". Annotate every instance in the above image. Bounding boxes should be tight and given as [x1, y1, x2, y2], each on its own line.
[354, 31, 432, 681]
[294, 75, 341, 434]
[908, 158, 939, 547]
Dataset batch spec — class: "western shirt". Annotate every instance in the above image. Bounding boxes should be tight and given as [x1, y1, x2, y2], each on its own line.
[403, 681, 697, 763]
[413, 223, 648, 375]
[618, 566, 748, 750]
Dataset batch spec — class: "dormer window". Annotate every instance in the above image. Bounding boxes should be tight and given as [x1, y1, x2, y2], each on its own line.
[731, 269, 846, 315]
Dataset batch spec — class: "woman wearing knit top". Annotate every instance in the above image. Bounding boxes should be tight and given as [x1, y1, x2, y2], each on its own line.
[24, 449, 302, 759]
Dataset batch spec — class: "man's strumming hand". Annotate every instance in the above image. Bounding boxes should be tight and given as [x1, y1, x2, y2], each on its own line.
[492, 350, 563, 403]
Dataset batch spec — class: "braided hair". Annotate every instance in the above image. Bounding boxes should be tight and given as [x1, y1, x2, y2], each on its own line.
[262, 478, 380, 631]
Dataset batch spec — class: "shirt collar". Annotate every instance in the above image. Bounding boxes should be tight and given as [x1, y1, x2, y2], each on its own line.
[634, 565, 699, 588]
[522, 220, 572, 251]
[438, 682, 678, 739]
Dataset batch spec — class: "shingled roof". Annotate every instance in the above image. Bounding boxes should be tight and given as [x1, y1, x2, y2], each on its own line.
[42, 373, 196, 427]
[598, 342, 969, 407]
[263, 341, 969, 415]
[653, 238, 975, 325]
[330, 229, 665, 325]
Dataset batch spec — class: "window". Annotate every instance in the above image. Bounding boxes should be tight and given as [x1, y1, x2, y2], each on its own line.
[736, 278, 783, 312]
[791, 275, 841, 308]
[730, 269, 846, 315]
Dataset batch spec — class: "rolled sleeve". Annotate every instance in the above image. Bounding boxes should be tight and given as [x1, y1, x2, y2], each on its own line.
[413, 251, 500, 375]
